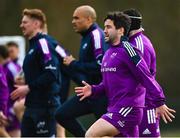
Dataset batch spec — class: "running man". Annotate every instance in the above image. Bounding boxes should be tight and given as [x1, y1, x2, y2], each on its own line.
[11, 9, 61, 137]
[123, 8, 175, 137]
[55, 5, 107, 137]
[75, 12, 175, 137]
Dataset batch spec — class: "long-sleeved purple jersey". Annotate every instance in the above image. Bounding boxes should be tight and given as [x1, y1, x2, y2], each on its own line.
[3, 61, 21, 108]
[129, 31, 158, 107]
[0, 65, 9, 114]
[3, 60, 21, 93]
[91, 41, 165, 113]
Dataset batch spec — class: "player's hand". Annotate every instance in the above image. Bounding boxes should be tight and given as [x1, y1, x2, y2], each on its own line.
[156, 104, 176, 124]
[75, 81, 92, 101]
[15, 76, 25, 85]
[0, 111, 8, 126]
[11, 85, 30, 100]
[63, 55, 75, 66]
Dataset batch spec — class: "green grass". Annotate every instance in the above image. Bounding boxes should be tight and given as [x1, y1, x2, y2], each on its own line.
[161, 129, 180, 137]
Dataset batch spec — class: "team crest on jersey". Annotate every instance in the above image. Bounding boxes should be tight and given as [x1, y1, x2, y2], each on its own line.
[82, 43, 88, 49]
[110, 52, 117, 58]
[28, 49, 34, 55]
[103, 62, 107, 67]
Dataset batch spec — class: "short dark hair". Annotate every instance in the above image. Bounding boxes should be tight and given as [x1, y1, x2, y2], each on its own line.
[104, 11, 131, 36]
[123, 8, 142, 32]
[6, 41, 19, 48]
[0, 45, 9, 59]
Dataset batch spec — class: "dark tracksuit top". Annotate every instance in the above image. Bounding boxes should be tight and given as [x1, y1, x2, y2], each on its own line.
[68, 23, 107, 85]
[23, 33, 61, 108]
[41, 34, 70, 103]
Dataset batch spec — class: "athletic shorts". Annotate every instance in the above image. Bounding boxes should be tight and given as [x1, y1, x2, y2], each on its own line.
[101, 107, 143, 137]
[139, 106, 160, 137]
[21, 107, 57, 137]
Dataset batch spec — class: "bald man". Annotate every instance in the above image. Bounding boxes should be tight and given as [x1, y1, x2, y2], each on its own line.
[55, 5, 108, 137]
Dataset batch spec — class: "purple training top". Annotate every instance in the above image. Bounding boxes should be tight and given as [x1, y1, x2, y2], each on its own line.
[3, 60, 21, 93]
[0, 65, 9, 114]
[3, 60, 21, 108]
[91, 41, 165, 113]
[129, 31, 158, 107]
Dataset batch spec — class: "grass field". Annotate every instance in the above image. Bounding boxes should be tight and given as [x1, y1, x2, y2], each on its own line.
[161, 130, 180, 137]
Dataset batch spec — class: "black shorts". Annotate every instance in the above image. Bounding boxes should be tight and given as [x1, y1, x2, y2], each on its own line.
[21, 107, 57, 137]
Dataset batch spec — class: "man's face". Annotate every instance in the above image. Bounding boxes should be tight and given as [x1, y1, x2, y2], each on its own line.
[8, 46, 19, 60]
[104, 19, 118, 44]
[20, 15, 36, 38]
[72, 9, 89, 33]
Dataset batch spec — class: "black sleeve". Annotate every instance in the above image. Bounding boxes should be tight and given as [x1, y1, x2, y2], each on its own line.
[28, 38, 59, 91]
[69, 59, 101, 74]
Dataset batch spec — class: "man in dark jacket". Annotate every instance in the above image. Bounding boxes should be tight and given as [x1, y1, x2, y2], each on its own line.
[11, 9, 61, 137]
[55, 5, 108, 137]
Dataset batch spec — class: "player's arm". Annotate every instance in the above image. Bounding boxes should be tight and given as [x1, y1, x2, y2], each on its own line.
[150, 48, 156, 77]
[28, 38, 59, 91]
[69, 30, 103, 74]
[91, 81, 105, 98]
[69, 59, 101, 74]
[75, 81, 105, 101]
[122, 42, 165, 106]
[0, 70, 8, 116]
[122, 42, 175, 123]
[0, 71, 8, 126]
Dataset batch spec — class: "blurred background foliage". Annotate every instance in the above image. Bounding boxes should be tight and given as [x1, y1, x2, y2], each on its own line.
[0, 0, 179, 136]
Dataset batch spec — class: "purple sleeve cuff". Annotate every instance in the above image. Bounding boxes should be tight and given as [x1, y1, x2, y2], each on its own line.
[90, 85, 99, 99]
[154, 99, 166, 108]
[90, 84, 105, 99]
